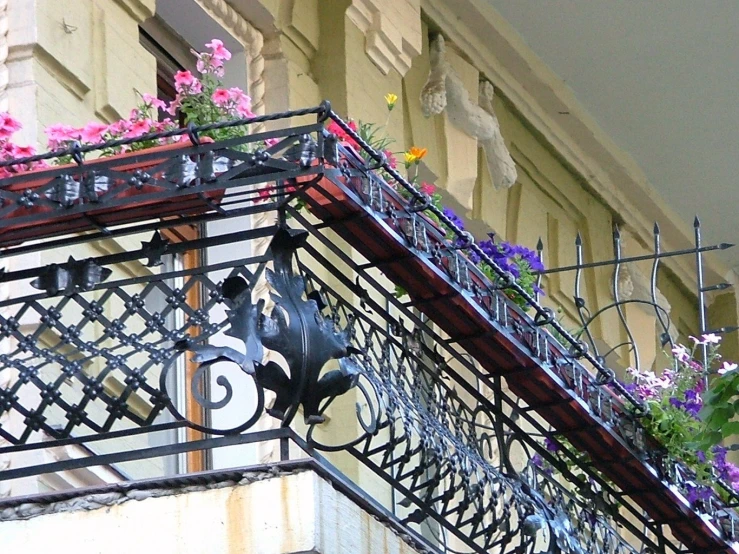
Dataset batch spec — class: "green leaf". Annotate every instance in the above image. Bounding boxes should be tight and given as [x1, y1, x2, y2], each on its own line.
[721, 421, 739, 437]
[707, 406, 732, 427]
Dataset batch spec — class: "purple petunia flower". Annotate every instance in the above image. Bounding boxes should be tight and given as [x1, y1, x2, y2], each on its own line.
[442, 207, 464, 231]
[478, 239, 498, 260]
[544, 437, 559, 452]
[685, 484, 712, 504]
[466, 248, 481, 264]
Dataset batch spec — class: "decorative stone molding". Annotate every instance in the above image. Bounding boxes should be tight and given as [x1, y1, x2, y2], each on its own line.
[421, 35, 517, 191]
[0, 0, 8, 113]
[478, 81, 517, 191]
[346, 0, 422, 76]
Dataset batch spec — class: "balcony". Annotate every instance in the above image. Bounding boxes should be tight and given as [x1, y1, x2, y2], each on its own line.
[0, 105, 736, 554]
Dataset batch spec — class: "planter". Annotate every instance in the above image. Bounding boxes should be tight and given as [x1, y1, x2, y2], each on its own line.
[291, 142, 391, 221]
[0, 139, 226, 247]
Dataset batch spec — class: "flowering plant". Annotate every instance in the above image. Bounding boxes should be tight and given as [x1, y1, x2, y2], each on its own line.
[326, 94, 544, 307]
[624, 334, 739, 502]
[32, 39, 254, 163]
[467, 235, 544, 307]
[171, 39, 254, 143]
[0, 114, 49, 177]
[527, 334, 739, 508]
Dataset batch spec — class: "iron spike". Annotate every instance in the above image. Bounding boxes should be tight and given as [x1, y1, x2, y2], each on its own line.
[653, 221, 660, 236]
[702, 283, 733, 292]
[613, 225, 621, 240]
[575, 232, 582, 246]
[537, 237, 544, 252]
[720, 243, 735, 250]
[694, 215, 700, 228]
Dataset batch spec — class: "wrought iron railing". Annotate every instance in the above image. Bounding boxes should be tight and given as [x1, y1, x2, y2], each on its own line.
[0, 104, 735, 553]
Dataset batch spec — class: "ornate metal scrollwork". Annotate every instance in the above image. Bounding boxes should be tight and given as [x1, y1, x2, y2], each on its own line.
[178, 226, 361, 429]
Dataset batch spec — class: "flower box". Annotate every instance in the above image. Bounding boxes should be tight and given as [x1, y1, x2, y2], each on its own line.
[0, 139, 225, 247]
[296, 143, 365, 220]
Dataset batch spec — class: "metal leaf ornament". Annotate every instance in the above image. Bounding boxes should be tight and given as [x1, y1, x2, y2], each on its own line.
[185, 227, 360, 426]
[258, 227, 359, 425]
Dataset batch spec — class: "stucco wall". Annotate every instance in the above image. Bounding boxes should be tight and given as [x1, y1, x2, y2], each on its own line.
[0, 469, 422, 554]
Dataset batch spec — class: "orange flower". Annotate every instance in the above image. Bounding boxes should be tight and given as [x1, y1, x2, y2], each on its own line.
[404, 146, 428, 167]
[408, 146, 427, 161]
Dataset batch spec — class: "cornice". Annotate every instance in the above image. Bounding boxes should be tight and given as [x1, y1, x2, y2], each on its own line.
[347, 0, 422, 76]
[423, 0, 729, 290]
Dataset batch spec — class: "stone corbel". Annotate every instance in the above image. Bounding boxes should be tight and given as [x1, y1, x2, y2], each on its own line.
[346, 0, 422, 76]
[420, 35, 517, 191]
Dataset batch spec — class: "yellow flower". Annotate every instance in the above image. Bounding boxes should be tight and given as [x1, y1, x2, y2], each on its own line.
[404, 151, 417, 166]
[385, 93, 398, 111]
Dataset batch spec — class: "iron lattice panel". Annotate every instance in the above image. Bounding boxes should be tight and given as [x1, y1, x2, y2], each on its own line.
[0, 260, 267, 445]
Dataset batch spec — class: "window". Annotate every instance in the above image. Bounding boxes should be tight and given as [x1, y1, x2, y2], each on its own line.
[140, 23, 207, 473]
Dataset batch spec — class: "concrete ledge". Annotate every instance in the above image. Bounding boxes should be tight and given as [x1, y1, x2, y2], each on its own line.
[0, 462, 424, 554]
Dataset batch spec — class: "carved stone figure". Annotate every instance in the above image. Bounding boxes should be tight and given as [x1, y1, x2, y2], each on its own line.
[420, 35, 517, 191]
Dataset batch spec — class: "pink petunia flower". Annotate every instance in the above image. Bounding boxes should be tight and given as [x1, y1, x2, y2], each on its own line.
[690, 333, 722, 345]
[0, 113, 22, 140]
[718, 361, 738, 375]
[80, 122, 109, 143]
[166, 95, 182, 116]
[211, 88, 231, 107]
[235, 101, 254, 118]
[420, 182, 436, 195]
[196, 55, 224, 75]
[107, 119, 131, 137]
[326, 120, 359, 149]
[205, 39, 232, 61]
[11, 144, 36, 157]
[384, 150, 397, 169]
[671, 344, 690, 362]
[124, 118, 154, 139]
[45, 123, 80, 149]
[174, 70, 202, 94]
[142, 93, 167, 111]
